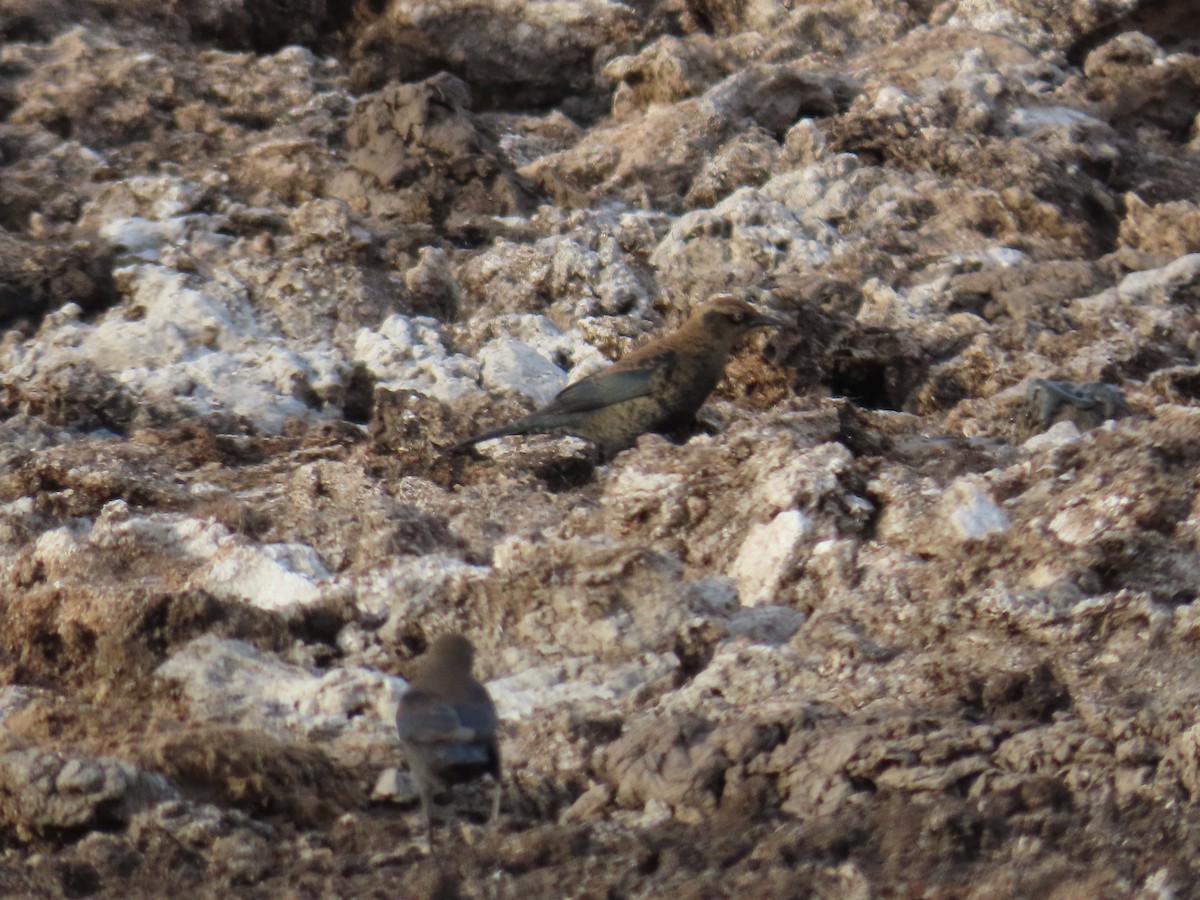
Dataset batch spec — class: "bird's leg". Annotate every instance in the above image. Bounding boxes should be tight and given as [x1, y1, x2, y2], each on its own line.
[488, 777, 501, 828]
[415, 781, 436, 850]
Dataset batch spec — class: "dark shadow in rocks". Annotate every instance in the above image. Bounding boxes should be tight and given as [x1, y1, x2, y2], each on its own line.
[826, 328, 929, 412]
[531, 454, 597, 492]
[1067, 0, 1200, 63]
[340, 364, 377, 425]
[3, 362, 136, 435]
[960, 663, 1072, 724]
[138, 727, 364, 826]
[177, 0, 332, 55]
[0, 234, 119, 329]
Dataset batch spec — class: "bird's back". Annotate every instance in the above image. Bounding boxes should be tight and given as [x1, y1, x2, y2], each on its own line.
[398, 675, 500, 782]
[448, 296, 771, 456]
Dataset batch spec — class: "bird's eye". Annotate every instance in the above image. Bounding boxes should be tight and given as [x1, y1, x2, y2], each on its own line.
[732, 312, 745, 323]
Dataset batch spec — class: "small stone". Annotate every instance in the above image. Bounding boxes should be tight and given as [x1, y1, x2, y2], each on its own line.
[559, 784, 613, 823]
[372, 768, 419, 804]
[729, 510, 813, 607]
[944, 480, 1009, 541]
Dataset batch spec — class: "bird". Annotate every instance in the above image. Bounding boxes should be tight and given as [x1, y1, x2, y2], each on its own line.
[1018, 378, 1130, 437]
[450, 294, 783, 458]
[396, 634, 501, 839]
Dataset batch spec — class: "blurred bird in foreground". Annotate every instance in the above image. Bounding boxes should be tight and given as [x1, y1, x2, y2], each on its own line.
[396, 634, 501, 839]
[450, 294, 783, 459]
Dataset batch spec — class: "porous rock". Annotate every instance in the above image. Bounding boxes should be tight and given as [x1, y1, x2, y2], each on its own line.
[2, 0, 1200, 895]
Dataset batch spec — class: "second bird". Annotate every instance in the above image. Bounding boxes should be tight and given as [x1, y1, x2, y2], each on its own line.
[452, 294, 782, 458]
[397, 634, 501, 836]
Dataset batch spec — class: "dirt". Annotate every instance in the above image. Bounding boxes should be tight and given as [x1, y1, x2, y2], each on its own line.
[3, 0, 1200, 896]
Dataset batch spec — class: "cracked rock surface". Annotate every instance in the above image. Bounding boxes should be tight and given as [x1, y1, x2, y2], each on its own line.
[3, 0, 1200, 896]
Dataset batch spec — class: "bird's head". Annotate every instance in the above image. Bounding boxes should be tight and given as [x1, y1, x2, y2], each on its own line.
[426, 634, 476, 672]
[692, 294, 783, 343]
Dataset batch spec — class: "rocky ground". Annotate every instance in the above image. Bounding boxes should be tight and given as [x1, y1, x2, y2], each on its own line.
[1, 0, 1200, 896]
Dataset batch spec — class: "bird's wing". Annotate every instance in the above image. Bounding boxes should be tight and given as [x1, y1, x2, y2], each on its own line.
[398, 691, 483, 745]
[453, 684, 499, 734]
[540, 349, 676, 416]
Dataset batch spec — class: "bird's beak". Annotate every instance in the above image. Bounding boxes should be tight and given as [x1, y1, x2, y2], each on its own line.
[748, 313, 785, 330]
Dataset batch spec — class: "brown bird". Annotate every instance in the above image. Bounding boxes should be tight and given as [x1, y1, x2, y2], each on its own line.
[396, 634, 501, 836]
[452, 295, 783, 458]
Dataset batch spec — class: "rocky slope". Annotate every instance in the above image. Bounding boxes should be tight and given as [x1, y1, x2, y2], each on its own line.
[2, 0, 1200, 896]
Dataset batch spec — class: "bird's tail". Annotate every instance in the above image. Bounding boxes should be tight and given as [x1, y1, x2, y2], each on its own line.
[443, 421, 528, 454]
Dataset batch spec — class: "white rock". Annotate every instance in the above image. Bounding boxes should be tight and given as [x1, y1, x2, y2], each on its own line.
[1050, 493, 1133, 547]
[857, 278, 905, 327]
[194, 541, 331, 611]
[638, 797, 674, 828]
[349, 554, 490, 623]
[940, 3, 1039, 45]
[478, 313, 609, 384]
[729, 509, 813, 607]
[354, 314, 482, 403]
[156, 635, 408, 739]
[81, 173, 208, 225]
[479, 233, 649, 319]
[0, 686, 32, 728]
[939, 247, 1029, 272]
[478, 338, 567, 406]
[4, 261, 337, 433]
[293, 665, 407, 726]
[652, 180, 838, 290]
[372, 767, 418, 803]
[24, 512, 344, 613]
[121, 264, 246, 350]
[784, 118, 826, 163]
[944, 479, 1010, 541]
[754, 442, 854, 511]
[90, 510, 227, 557]
[33, 524, 89, 573]
[487, 653, 677, 721]
[1116, 253, 1200, 305]
[1138, 867, 1176, 900]
[872, 86, 915, 115]
[100, 215, 190, 261]
[758, 154, 861, 218]
[1007, 105, 1112, 138]
[1022, 420, 1081, 453]
[134, 344, 328, 431]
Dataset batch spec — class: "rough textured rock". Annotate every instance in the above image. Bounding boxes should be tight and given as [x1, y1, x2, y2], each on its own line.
[3, 0, 1200, 896]
[0, 745, 175, 836]
[345, 0, 640, 108]
[329, 73, 537, 224]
